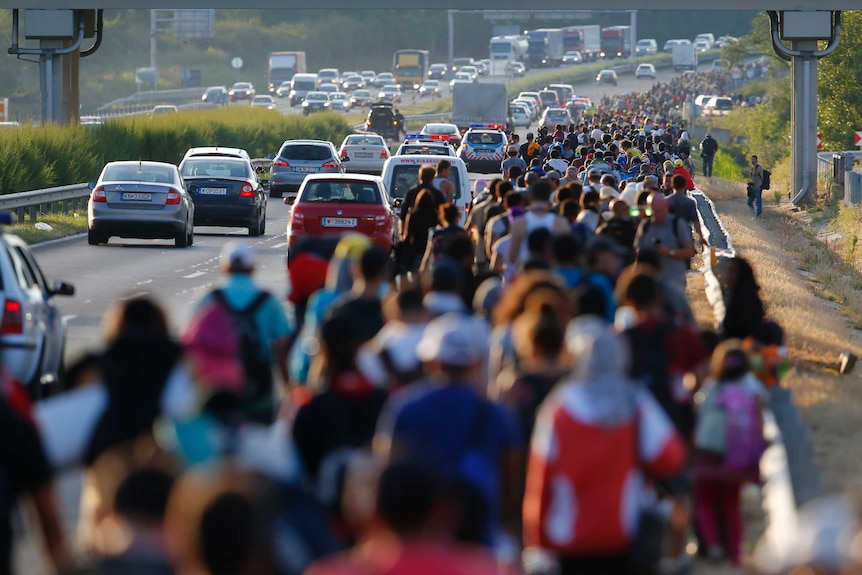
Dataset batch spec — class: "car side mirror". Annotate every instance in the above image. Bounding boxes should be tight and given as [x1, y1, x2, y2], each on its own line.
[51, 280, 75, 297]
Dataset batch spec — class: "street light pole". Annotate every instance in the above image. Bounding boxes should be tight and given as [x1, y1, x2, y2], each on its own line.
[150, 9, 157, 90]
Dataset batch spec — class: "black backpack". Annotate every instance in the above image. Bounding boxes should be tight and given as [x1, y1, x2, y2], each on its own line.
[761, 168, 771, 190]
[212, 289, 274, 423]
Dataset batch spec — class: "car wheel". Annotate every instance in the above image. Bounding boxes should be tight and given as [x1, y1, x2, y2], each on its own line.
[258, 210, 266, 236]
[87, 229, 104, 245]
[175, 224, 191, 248]
[187, 225, 194, 246]
[248, 209, 263, 237]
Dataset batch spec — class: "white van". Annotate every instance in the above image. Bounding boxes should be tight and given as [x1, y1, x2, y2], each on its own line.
[694, 33, 715, 49]
[288, 73, 319, 107]
[635, 39, 658, 56]
[380, 155, 472, 224]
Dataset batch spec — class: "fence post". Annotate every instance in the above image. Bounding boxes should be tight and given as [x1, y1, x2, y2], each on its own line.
[29, 205, 37, 222]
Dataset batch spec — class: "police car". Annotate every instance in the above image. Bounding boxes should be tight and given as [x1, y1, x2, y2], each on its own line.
[395, 134, 456, 157]
[456, 124, 508, 174]
[380, 155, 471, 224]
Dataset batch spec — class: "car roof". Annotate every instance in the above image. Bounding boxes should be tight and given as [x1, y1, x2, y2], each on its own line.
[280, 139, 335, 146]
[184, 147, 250, 159]
[104, 160, 178, 169]
[302, 173, 383, 184]
[386, 154, 467, 167]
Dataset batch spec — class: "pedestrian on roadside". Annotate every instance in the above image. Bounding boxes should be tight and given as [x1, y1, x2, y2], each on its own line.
[748, 155, 764, 219]
[699, 132, 718, 178]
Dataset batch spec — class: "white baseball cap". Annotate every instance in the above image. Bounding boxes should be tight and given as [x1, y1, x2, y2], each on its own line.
[417, 313, 485, 367]
[220, 240, 255, 271]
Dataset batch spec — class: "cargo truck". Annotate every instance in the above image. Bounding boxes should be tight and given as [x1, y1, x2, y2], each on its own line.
[393, 49, 430, 90]
[526, 28, 564, 68]
[451, 83, 509, 131]
[562, 25, 601, 62]
[489, 35, 528, 75]
[672, 42, 698, 72]
[267, 51, 307, 95]
[600, 26, 632, 59]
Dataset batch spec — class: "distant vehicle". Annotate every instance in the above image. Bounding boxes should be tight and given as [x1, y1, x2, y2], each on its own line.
[317, 68, 340, 85]
[151, 105, 178, 115]
[377, 84, 402, 104]
[251, 95, 276, 109]
[694, 94, 718, 107]
[713, 59, 729, 71]
[381, 155, 471, 222]
[702, 96, 734, 115]
[672, 42, 698, 72]
[526, 28, 564, 67]
[635, 63, 657, 79]
[318, 84, 339, 95]
[596, 69, 618, 85]
[0, 214, 74, 396]
[302, 92, 331, 115]
[287, 73, 318, 106]
[512, 98, 539, 121]
[512, 62, 526, 77]
[600, 25, 632, 59]
[338, 133, 390, 174]
[562, 25, 601, 62]
[562, 50, 583, 65]
[229, 82, 255, 102]
[182, 147, 250, 161]
[360, 70, 377, 84]
[716, 35, 738, 48]
[365, 102, 402, 140]
[202, 86, 229, 105]
[179, 155, 267, 236]
[663, 38, 688, 52]
[547, 84, 575, 105]
[350, 89, 374, 109]
[694, 33, 716, 49]
[635, 38, 658, 56]
[460, 65, 479, 81]
[538, 90, 560, 109]
[396, 134, 456, 157]
[539, 108, 573, 130]
[286, 174, 398, 252]
[80, 115, 103, 126]
[427, 63, 449, 80]
[451, 84, 509, 131]
[489, 35, 528, 74]
[275, 81, 292, 98]
[477, 59, 492, 76]
[340, 73, 365, 91]
[269, 139, 346, 200]
[329, 92, 352, 112]
[418, 80, 440, 98]
[88, 161, 194, 248]
[694, 39, 711, 53]
[419, 122, 462, 148]
[393, 49, 430, 90]
[449, 73, 473, 87]
[450, 57, 474, 73]
[509, 104, 530, 127]
[456, 124, 508, 174]
[267, 51, 306, 95]
[373, 72, 395, 88]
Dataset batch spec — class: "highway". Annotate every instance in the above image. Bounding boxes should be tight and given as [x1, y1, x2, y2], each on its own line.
[14, 59, 712, 573]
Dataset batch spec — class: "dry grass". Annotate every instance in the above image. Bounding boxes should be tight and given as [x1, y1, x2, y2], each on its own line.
[699, 179, 862, 495]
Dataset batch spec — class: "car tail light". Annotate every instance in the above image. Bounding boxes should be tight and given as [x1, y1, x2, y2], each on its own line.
[239, 182, 255, 198]
[273, 159, 290, 167]
[1, 299, 23, 335]
[321, 161, 339, 169]
[91, 185, 106, 202]
[379, 149, 388, 159]
[340, 149, 349, 158]
[166, 188, 182, 205]
[289, 206, 305, 231]
[375, 213, 389, 230]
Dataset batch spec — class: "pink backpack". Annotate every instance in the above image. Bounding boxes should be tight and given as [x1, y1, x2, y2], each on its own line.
[718, 385, 765, 474]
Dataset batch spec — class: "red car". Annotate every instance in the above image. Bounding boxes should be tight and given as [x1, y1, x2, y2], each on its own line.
[286, 173, 398, 253]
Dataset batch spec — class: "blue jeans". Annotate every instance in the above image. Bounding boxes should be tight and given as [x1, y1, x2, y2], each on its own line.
[747, 187, 762, 216]
[702, 155, 714, 177]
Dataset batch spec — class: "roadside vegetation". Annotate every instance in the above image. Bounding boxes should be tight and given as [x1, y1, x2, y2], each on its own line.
[9, 212, 87, 244]
[0, 109, 351, 194]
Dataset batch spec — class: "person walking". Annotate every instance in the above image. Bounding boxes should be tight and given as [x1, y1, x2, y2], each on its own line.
[508, 181, 571, 271]
[434, 160, 456, 204]
[699, 132, 718, 178]
[747, 155, 764, 219]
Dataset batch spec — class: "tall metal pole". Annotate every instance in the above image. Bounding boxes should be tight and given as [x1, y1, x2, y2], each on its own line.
[448, 10, 454, 64]
[630, 10, 637, 60]
[150, 9, 157, 90]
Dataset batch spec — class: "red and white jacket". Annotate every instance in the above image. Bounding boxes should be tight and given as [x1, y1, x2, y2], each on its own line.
[523, 380, 686, 556]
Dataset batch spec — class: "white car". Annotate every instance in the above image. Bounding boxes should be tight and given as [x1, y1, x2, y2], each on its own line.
[635, 63, 657, 79]
[338, 133, 390, 174]
[509, 104, 531, 127]
[378, 84, 401, 103]
[381, 155, 471, 223]
[562, 51, 583, 65]
[449, 72, 473, 87]
[251, 95, 276, 109]
[182, 146, 251, 161]
[0, 216, 74, 397]
[419, 122, 462, 148]
[460, 65, 479, 81]
[396, 135, 456, 157]
[329, 92, 352, 112]
[694, 39, 711, 53]
[418, 80, 440, 98]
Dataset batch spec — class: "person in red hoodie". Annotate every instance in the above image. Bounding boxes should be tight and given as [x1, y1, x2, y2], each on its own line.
[523, 325, 686, 575]
[671, 158, 696, 191]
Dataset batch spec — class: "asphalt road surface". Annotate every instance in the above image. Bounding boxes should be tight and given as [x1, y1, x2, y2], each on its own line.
[14, 59, 711, 573]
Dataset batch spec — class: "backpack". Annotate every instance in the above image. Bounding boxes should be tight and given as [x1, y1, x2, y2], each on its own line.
[211, 289, 274, 423]
[642, 215, 691, 271]
[761, 168, 771, 190]
[717, 385, 765, 474]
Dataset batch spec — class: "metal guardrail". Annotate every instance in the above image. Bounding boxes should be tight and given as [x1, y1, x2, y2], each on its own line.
[693, 187, 820, 558]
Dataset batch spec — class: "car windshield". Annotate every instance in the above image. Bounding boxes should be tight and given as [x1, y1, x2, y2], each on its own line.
[423, 125, 456, 135]
[103, 165, 174, 183]
[332, 93, 348, 100]
[253, 97, 272, 103]
[390, 165, 461, 200]
[466, 132, 504, 146]
[401, 145, 449, 156]
[319, 70, 338, 78]
[301, 181, 381, 203]
[354, 90, 371, 97]
[377, 74, 394, 80]
[547, 111, 568, 119]
[279, 145, 333, 161]
[307, 93, 328, 101]
[345, 135, 384, 146]
[234, 83, 251, 89]
[181, 158, 250, 179]
[423, 81, 438, 87]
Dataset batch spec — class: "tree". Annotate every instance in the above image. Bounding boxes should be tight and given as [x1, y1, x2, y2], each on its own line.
[818, 11, 862, 150]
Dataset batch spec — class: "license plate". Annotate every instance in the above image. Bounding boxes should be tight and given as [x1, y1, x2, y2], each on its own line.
[354, 152, 374, 158]
[198, 187, 227, 195]
[121, 192, 152, 201]
[476, 149, 495, 156]
[294, 167, 318, 173]
[322, 217, 357, 228]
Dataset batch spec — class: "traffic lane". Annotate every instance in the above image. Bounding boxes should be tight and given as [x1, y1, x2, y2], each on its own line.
[32, 200, 294, 364]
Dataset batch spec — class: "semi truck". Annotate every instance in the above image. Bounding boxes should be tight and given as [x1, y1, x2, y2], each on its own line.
[392, 49, 430, 90]
[489, 35, 528, 75]
[672, 42, 698, 72]
[526, 28, 564, 68]
[600, 26, 632, 59]
[267, 51, 307, 95]
[562, 25, 601, 62]
[451, 83, 508, 130]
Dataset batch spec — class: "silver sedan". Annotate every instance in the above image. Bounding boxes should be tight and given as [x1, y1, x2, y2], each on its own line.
[87, 161, 195, 247]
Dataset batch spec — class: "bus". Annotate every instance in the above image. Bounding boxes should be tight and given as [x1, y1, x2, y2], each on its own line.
[392, 49, 430, 90]
[267, 51, 307, 95]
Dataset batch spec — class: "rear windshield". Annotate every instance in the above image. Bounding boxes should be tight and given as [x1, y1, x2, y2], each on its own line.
[292, 80, 316, 91]
[181, 158, 250, 179]
[547, 110, 568, 119]
[400, 145, 449, 156]
[389, 165, 462, 200]
[279, 145, 333, 161]
[301, 181, 381, 204]
[103, 165, 174, 183]
[466, 132, 504, 146]
[345, 135, 385, 146]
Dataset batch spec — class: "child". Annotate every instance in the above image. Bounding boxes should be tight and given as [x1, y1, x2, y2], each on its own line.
[693, 340, 766, 565]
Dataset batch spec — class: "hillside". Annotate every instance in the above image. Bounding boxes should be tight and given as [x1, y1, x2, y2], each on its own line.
[0, 9, 755, 117]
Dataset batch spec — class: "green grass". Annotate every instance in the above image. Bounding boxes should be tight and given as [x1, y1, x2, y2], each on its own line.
[9, 212, 88, 244]
[713, 150, 745, 182]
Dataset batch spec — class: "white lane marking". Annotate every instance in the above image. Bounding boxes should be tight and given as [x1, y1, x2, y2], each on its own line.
[183, 271, 207, 279]
[63, 315, 77, 322]
[119, 291, 149, 301]
[270, 242, 287, 249]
